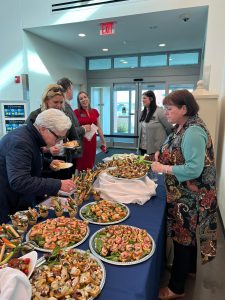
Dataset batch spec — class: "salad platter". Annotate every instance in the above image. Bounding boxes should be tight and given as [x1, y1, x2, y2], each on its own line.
[26, 216, 89, 252]
[79, 200, 130, 225]
[89, 224, 155, 266]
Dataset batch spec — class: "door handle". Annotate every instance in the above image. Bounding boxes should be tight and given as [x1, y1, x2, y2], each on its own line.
[129, 113, 134, 115]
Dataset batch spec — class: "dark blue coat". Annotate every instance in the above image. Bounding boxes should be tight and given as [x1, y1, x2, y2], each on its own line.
[0, 122, 61, 223]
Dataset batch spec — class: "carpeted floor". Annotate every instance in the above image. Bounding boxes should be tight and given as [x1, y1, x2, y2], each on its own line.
[95, 148, 136, 165]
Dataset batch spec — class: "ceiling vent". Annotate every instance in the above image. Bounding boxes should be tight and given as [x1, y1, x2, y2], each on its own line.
[52, 0, 129, 12]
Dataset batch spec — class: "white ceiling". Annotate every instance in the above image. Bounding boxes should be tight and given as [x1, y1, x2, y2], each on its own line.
[25, 6, 208, 57]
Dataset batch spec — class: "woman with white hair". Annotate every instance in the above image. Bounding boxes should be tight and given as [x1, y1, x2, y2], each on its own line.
[0, 108, 76, 223]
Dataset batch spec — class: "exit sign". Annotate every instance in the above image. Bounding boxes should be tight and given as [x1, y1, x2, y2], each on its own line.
[100, 22, 115, 35]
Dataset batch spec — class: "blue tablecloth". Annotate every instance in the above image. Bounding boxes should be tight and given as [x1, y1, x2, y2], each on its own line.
[36, 174, 166, 300]
[79, 174, 166, 300]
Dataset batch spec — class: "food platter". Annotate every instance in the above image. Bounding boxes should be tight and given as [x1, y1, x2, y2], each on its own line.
[26, 217, 89, 252]
[79, 200, 130, 225]
[106, 170, 147, 181]
[30, 248, 106, 300]
[89, 225, 155, 266]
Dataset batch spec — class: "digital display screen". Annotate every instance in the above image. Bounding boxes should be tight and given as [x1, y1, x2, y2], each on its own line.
[5, 120, 25, 132]
[4, 104, 25, 118]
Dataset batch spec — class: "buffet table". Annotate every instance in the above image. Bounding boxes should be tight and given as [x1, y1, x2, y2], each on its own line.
[75, 173, 166, 300]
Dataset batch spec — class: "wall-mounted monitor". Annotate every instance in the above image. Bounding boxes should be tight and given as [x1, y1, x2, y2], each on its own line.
[5, 120, 25, 133]
[3, 104, 26, 118]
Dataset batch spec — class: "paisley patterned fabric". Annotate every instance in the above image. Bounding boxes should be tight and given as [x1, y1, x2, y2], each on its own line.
[159, 115, 217, 264]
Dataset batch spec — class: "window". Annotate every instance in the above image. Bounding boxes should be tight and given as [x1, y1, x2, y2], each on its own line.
[87, 50, 201, 70]
[169, 52, 199, 66]
[169, 83, 195, 93]
[88, 58, 111, 70]
[140, 54, 167, 67]
[114, 56, 138, 69]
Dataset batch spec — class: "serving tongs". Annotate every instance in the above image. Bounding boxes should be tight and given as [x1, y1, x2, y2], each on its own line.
[35, 256, 46, 268]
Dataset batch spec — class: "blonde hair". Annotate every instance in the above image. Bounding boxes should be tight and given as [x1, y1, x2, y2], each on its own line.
[41, 84, 65, 111]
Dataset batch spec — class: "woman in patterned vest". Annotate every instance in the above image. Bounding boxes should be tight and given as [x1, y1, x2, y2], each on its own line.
[152, 89, 217, 300]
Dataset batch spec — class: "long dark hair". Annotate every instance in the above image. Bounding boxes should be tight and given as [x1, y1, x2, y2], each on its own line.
[139, 90, 157, 123]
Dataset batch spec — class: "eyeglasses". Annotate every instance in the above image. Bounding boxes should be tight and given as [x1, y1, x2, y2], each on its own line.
[46, 87, 64, 98]
[47, 128, 66, 141]
[49, 87, 64, 93]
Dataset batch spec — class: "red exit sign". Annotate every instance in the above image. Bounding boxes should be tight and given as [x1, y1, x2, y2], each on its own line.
[100, 22, 115, 35]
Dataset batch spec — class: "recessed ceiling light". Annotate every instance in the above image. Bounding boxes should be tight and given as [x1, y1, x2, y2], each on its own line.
[158, 43, 166, 47]
[149, 25, 158, 30]
[122, 61, 128, 64]
[102, 48, 109, 52]
[78, 33, 86, 37]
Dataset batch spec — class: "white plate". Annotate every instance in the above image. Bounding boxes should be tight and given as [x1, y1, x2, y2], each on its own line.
[56, 162, 73, 169]
[63, 140, 80, 149]
[20, 251, 38, 278]
[26, 220, 90, 253]
[79, 201, 130, 225]
[102, 156, 113, 162]
[58, 188, 76, 196]
[89, 225, 155, 266]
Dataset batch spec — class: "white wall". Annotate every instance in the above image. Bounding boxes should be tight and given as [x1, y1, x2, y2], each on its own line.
[0, 0, 24, 101]
[202, 0, 225, 225]
[21, 0, 210, 29]
[23, 32, 86, 112]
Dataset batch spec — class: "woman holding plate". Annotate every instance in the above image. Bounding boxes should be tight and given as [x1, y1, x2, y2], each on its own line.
[74, 91, 106, 171]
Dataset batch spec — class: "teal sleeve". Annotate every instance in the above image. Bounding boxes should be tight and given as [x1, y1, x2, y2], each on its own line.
[172, 126, 208, 183]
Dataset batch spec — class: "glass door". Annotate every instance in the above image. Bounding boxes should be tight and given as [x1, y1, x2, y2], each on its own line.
[90, 86, 111, 147]
[140, 83, 166, 107]
[90, 82, 167, 149]
[112, 83, 139, 148]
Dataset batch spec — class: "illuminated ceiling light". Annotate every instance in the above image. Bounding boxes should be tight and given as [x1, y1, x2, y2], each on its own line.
[120, 59, 125, 62]
[158, 43, 166, 47]
[122, 61, 128, 64]
[78, 33, 86, 37]
[102, 48, 109, 52]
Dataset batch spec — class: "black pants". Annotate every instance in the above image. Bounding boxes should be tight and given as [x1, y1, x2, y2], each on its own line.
[139, 148, 147, 156]
[168, 240, 197, 294]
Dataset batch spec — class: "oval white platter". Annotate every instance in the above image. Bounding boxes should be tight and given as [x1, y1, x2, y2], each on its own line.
[33, 248, 106, 300]
[26, 219, 90, 253]
[106, 171, 147, 181]
[89, 225, 155, 266]
[79, 201, 130, 225]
